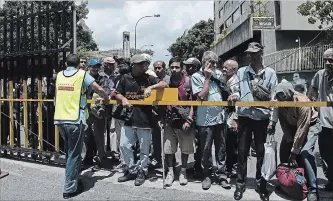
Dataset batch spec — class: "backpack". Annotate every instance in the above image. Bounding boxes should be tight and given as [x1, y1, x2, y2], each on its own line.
[276, 164, 308, 200]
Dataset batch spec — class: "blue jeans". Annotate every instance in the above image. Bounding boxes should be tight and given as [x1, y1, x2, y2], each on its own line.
[120, 126, 151, 175]
[58, 123, 84, 193]
[280, 121, 321, 193]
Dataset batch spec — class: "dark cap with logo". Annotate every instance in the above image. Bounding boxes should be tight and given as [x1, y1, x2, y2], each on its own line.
[245, 42, 264, 53]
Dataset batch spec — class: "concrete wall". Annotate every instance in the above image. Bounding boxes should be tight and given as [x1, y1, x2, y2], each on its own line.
[213, 17, 253, 56]
[279, 1, 322, 30]
[261, 30, 277, 55]
[275, 30, 324, 51]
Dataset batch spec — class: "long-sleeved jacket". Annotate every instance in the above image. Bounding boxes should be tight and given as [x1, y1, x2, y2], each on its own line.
[278, 91, 318, 154]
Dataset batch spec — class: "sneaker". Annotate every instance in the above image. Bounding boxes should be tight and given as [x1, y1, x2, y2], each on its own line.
[307, 193, 318, 201]
[134, 169, 146, 186]
[202, 177, 212, 190]
[118, 171, 136, 183]
[179, 170, 188, 186]
[165, 171, 174, 187]
[63, 180, 84, 199]
[319, 182, 333, 192]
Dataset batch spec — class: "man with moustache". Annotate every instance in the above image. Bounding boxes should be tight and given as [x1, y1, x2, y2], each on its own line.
[222, 59, 239, 178]
[162, 57, 195, 187]
[183, 57, 202, 177]
[229, 42, 278, 201]
[308, 48, 333, 192]
[191, 51, 228, 190]
[86, 58, 111, 169]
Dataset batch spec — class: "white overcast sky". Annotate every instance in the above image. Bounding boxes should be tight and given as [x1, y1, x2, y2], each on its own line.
[84, 0, 214, 63]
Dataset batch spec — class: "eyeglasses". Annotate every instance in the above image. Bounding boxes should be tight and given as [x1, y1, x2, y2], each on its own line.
[154, 67, 162, 70]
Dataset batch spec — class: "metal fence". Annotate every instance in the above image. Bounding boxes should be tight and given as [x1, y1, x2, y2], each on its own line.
[263, 43, 333, 73]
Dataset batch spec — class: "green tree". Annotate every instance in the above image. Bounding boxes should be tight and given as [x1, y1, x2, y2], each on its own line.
[297, 0, 333, 30]
[0, 1, 98, 53]
[168, 19, 214, 61]
[297, 0, 333, 42]
[130, 48, 154, 56]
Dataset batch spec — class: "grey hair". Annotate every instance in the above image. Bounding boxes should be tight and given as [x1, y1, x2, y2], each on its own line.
[202, 51, 218, 66]
[324, 48, 333, 57]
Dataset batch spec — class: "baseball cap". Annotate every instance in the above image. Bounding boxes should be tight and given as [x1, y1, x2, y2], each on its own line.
[183, 57, 201, 66]
[245, 42, 264, 53]
[131, 54, 148, 64]
[141, 53, 152, 64]
[88, 58, 102, 67]
[103, 57, 115, 64]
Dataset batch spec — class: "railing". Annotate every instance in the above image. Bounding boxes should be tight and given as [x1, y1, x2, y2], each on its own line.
[263, 44, 333, 73]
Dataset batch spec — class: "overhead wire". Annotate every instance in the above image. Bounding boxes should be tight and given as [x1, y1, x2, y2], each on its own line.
[227, 26, 330, 89]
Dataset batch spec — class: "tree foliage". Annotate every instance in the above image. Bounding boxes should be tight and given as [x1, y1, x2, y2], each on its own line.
[297, 0, 333, 30]
[168, 19, 214, 61]
[130, 48, 154, 56]
[0, 1, 98, 53]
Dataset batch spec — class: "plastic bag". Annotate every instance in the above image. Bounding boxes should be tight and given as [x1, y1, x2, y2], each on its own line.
[261, 135, 277, 181]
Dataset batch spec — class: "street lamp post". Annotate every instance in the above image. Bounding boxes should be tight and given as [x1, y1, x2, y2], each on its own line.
[135, 14, 160, 54]
[296, 36, 301, 70]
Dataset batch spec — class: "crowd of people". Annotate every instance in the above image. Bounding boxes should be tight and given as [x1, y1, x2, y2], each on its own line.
[53, 42, 333, 201]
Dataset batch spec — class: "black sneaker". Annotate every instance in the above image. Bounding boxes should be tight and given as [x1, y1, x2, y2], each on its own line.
[234, 185, 245, 200]
[202, 177, 212, 190]
[118, 171, 136, 183]
[63, 180, 84, 199]
[134, 169, 146, 186]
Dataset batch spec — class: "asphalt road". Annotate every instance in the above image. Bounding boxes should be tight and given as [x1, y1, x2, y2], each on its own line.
[0, 123, 332, 200]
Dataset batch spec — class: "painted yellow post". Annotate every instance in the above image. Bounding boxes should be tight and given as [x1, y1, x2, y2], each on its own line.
[9, 81, 14, 147]
[37, 79, 43, 150]
[23, 80, 28, 148]
[55, 125, 59, 152]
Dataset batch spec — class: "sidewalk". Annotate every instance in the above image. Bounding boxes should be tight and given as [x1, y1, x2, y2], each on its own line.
[1, 158, 332, 200]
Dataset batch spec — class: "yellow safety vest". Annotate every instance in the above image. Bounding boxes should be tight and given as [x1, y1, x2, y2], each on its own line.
[54, 69, 86, 121]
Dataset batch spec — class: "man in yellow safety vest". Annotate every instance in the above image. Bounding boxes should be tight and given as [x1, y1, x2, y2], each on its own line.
[54, 54, 110, 199]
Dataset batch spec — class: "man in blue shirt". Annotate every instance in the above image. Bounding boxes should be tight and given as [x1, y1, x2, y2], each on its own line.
[229, 42, 278, 201]
[191, 51, 228, 190]
[54, 54, 110, 199]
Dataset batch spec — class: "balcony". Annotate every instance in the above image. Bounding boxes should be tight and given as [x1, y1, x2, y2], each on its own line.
[263, 43, 332, 73]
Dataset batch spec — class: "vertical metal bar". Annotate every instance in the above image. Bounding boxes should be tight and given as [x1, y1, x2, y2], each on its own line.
[30, 3, 37, 153]
[37, 2, 43, 151]
[0, 63, 2, 146]
[72, 5, 77, 54]
[54, 12, 60, 152]
[15, 8, 21, 148]
[45, 5, 51, 151]
[23, 5, 28, 149]
[9, 16, 14, 147]
[2, 16, 8, 147]
[55, 125, 59, 152]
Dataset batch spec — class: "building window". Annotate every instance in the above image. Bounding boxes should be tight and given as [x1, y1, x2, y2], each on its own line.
[233, 8, 241, 21]
[225, 16, 232, 28]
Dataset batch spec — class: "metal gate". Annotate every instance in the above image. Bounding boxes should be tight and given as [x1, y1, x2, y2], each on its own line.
[0, 2, 75, 163]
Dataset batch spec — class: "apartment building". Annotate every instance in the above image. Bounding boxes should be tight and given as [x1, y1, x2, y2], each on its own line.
[212, 0, 324, 66]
